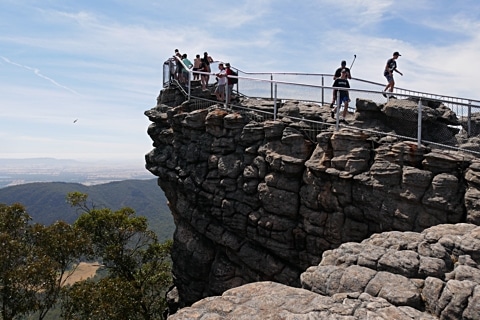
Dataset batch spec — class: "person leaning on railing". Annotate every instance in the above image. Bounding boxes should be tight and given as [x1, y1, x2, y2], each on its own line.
[215, 63, 226, 102]
[181, 54, 193, 85]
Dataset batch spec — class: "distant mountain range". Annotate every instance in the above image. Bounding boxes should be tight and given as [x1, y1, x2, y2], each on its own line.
[0, 179, 174, 241]
[0, 157, 153, 188]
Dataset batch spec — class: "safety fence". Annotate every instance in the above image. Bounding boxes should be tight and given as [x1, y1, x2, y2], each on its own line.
[163, 57, 480, 157]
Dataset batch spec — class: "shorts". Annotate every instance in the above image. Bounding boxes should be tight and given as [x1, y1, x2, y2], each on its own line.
[384, 71, 394, 83]
[340, 95, 350, 103]
[215, 84, 225, 94]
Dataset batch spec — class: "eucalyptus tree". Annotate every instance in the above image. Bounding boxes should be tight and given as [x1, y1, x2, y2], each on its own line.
[0, 203, 89, 320]
[62, 192, 173, 320]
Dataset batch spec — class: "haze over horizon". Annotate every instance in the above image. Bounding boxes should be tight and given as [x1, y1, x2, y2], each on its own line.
[1, 1, 479, 162]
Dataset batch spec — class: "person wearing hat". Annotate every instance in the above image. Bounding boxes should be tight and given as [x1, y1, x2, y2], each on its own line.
[330, 60, 352, 107]
[383, 51, 403, 98]
[331, 68, 351, 121]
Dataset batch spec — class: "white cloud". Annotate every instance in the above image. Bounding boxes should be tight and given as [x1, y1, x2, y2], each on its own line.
[1, 0, 479, 162]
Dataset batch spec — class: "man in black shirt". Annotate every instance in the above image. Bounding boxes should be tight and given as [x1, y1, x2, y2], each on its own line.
[330, 60, 351, 107]
[383, 51, 403, 98]
[331, 69, 350, 120]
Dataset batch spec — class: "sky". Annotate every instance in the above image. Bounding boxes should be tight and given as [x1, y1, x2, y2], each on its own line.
[1, 0, 480, 165]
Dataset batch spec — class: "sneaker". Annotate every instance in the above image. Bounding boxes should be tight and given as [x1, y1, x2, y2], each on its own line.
[389, 95, 396, 99]
[382, 92, 387, 98]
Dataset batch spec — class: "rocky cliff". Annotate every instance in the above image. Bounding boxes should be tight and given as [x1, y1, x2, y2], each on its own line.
[145, 86, 480, 317]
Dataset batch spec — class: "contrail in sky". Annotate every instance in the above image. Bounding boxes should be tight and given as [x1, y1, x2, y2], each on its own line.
[1, 56, 80, 95]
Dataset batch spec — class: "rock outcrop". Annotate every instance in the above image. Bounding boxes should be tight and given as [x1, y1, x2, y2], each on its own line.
[169, 223, 480, 319]
[145, 86, 480, 316]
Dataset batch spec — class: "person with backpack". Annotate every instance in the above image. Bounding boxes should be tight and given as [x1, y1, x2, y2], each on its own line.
[224, 63, 237, 103]
[181, 54, 193, 85]
[203, 52, 214, 83]
[225, 63, 233, 103]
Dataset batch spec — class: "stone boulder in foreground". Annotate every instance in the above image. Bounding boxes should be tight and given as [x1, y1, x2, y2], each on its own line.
[169, 223, 480, 319]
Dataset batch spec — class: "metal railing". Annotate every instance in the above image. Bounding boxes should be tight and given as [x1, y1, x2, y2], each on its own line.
[162, 57, 480, 157]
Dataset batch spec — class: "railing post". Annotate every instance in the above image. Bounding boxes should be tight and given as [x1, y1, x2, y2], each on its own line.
[335, 90, 340, 130]
[417, 98, 422, 147]
[271, 74, 273, 100]
[321, 75, 324, 105]
[236, 70, 239, 97]
[187, 69, 192, 101]
[225, 80, 229, 109]
[274, 83, 278, 120]
[468, 101, 472, 137]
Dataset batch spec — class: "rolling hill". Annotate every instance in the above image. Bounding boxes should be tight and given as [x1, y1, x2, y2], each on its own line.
[0, 179, 174, 241]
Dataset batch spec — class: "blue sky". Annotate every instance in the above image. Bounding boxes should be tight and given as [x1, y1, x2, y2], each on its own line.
[1, 0, 479, 164]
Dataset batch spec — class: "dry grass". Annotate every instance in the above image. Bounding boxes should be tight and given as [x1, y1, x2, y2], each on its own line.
[62, 262, 100, 286]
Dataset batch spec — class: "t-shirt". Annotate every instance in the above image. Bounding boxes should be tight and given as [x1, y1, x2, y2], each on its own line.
[332, 78, 350, 99]
[385, 58, 397, 73]
[182, 58, 193, 69]
[217, 69, 226, 85]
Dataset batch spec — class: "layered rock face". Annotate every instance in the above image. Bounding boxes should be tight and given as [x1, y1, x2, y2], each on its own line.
[145, 88, 480, 310]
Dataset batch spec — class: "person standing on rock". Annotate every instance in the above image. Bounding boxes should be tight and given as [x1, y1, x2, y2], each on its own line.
[331, 69, 350, 121]
[197, 58, 209, 91]
[225, 63, 235, 104]
[203, 52, 214, 83]
[181, 54, 193, 85]
[215, 63, 226, 102]
[193, 54, 202, 81]
[330, 60, 351, 108]
[383, 51, 403, 98]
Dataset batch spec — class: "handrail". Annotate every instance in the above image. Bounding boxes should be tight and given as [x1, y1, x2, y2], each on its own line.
[231, 66, 480, 105]
[166, 58, 479, 104]
[162, 57, 480, 146]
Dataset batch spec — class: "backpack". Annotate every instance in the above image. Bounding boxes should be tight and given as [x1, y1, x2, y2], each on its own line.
[229, 69, 238, 84]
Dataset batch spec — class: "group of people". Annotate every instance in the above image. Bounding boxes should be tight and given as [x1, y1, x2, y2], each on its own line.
[170, 49, 404, 115]
[169, 49, 238, 103]
[170, 49, 214, 90]
[330, 51, 403, 121]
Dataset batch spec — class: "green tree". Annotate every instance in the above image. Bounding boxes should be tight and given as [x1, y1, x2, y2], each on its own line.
[0, 203, 89, 320]
[0, 203, 36, 320]
[62, 192, 173, 320]
[29, 221, 92, 319]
